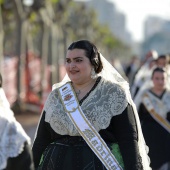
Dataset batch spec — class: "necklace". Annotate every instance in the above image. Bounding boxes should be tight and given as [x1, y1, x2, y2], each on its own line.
[76, 90, 81, 96]
[74, 79, 95, 96]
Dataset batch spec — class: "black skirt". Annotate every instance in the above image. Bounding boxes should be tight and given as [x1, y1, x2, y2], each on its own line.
[37, 137, 124, 170]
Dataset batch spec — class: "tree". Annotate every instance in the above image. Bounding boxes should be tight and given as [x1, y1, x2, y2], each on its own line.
[0, 2, 4, 73]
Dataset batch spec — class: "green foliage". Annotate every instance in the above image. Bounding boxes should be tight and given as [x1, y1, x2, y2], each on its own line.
[51, 0, 59, 3]
[29, 12, 37, 22]
[1, 0, 132, 60]
[0, 0, 4, 5]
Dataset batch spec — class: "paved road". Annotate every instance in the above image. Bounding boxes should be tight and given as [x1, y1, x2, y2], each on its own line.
[15, 113, 40, 144]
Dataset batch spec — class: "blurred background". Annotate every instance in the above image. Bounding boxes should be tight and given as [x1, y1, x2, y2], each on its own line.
[0, 0, 170, 140]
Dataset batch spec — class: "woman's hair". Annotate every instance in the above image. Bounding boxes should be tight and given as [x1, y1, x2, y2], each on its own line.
[151, 67, 166, 78]
[68, 40, 103, 73]
[157, 54, 169, 63]
[157, 54, 166, 59]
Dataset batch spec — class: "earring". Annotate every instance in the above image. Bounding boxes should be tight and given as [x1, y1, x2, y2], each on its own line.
[91, 68, 97, 79]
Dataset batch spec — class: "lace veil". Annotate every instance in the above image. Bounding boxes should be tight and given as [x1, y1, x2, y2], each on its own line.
[100, 54, 151, 170]
[0, 88, 31, 169]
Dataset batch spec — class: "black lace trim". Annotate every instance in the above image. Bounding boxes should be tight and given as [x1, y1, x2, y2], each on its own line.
[149, 89, 166, 99]
[132, 156, 144, 170]
[79, 76, 101, 106]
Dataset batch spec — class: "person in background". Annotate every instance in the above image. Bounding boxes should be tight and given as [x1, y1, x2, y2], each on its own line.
[142, 50, 158, 66]
[156, 54, 169, 68]
[130, 50, 158, 98]
[32, 40, 151, 170]
[0, 73, 34, 170]
[125, 55, 140, 87]
[156, 54, 170, 85]
[134, 67, 170, 170]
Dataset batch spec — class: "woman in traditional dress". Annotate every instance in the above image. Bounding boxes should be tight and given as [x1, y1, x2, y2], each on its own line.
[134, 67, 170, 170]
[32, 40, 150, 170]
[0, 73, 34, 170]
[130, 55, 157, 98]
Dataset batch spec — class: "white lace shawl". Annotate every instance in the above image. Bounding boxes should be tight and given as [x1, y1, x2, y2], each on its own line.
[44, 78, 128, 135]
[134, 88, 170, 115]
[0, 88, 31, 169]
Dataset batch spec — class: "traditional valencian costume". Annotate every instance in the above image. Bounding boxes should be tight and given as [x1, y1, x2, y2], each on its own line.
[32, 54, 151, 170]
[135, 88, 170, 169]
[130, 57, 156, 98]
[0, 88, 33, 170]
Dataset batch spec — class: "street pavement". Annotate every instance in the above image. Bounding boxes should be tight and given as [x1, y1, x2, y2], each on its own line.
[15, 112, 40, 144]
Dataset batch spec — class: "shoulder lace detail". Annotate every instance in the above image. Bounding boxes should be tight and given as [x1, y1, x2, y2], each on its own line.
[0, 108, 30, 169]
[44, 78, 128, 135]
[79, 76, 101, 105]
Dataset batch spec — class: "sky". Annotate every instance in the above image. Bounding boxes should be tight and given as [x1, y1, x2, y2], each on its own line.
[108, 0, 170, 42]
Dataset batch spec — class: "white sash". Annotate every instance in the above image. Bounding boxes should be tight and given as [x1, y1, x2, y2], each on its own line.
[58, 82, 123, 170]
[143, 94, 170, 133]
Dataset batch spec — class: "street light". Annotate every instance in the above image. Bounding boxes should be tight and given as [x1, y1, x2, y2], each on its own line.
[23, 0, 34, 6]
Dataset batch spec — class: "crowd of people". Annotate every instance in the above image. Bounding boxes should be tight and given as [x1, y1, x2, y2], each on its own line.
[125, 50, 170, 170]
[1, 40, 170, 170]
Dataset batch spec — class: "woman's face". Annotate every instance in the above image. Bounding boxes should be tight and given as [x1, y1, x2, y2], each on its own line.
[152, 71, 166, 91]
[156, 58, 167, 68]
[65, 49, 93, 84]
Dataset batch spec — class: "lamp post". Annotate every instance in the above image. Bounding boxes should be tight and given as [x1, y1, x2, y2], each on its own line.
[23, 0, 33, 6]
